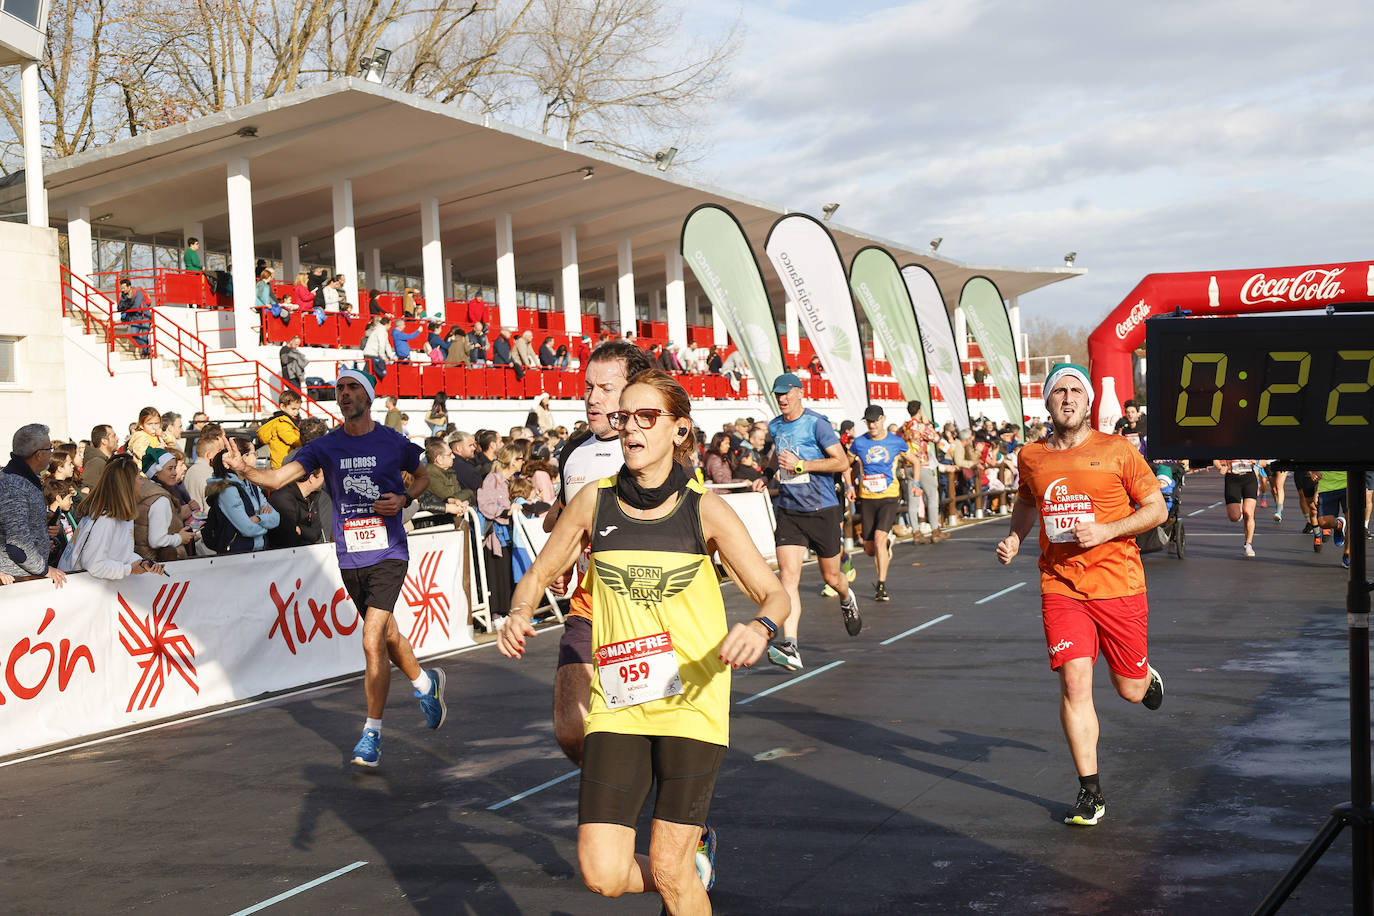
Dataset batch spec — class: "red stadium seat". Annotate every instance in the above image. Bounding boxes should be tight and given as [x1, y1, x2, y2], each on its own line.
[374, 368, 399, 398]
[338, 314, 365, 348]
[301, 312, 338, 347]
[422, 364, 445, 397]
[444, 366, 466, 398]
[395, 363, 422, 398]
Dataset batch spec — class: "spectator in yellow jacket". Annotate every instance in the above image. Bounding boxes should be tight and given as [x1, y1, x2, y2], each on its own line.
[257, 390, 303, 469]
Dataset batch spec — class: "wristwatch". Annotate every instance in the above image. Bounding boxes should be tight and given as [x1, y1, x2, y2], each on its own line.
[752, 616, 778, 639]
[793, 460, 805, 475]
[403, 493, 415, 508]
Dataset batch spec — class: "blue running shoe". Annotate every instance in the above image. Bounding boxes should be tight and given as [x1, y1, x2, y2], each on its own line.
[1335, 517, 1347, 548]
[695, 824, 717, 891]
[351, 728, 381, 768]
[1343, 555, 1351, 569]
[416, 667, 447, 729]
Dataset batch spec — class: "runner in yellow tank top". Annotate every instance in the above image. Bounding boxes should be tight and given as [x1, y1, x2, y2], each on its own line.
[500, 369, 788, 915]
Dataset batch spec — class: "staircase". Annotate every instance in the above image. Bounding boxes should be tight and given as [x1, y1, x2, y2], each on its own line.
[60, 267, 340, 424]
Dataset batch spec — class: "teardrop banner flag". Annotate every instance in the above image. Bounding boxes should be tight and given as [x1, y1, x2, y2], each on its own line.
[681, 204, 787, 416]
[959, 275, 1024, 430]
[849, 246, 931, 415]
[901, 263, 970, 430]
[764, 214, 870, 423]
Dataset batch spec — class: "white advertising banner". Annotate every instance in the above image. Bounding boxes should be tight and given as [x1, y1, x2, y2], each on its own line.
[901, 264, 970, 429]
[765, 214, 870, 423]
[0, 530, 479, 759]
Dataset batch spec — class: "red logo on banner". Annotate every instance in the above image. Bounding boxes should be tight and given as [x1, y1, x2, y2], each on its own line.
[268, 579, 358, 655]
[402, 551, 450, 649]
[118, 582, 197, 712]
[1, 607, 95, 705]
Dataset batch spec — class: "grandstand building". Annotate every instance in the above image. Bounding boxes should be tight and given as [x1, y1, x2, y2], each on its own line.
[0, 78, 1080, 437]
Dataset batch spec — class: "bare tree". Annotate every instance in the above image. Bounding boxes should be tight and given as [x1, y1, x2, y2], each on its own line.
[1023, 313, 1090, 367]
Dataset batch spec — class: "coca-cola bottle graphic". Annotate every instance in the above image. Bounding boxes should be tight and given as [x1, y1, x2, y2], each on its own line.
[1366, 265, 1374, 297]
[1097, 376, 1123, 434]
[1208, 276, 1219, 309]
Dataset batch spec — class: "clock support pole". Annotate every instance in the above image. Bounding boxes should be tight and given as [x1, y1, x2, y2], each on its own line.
[1255, 471, 1373, 915]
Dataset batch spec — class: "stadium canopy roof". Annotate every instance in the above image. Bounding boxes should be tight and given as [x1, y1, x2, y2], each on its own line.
[20, 78, 1082, 309]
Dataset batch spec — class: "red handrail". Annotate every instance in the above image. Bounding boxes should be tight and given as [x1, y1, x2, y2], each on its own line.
[60, 266, 155, 386]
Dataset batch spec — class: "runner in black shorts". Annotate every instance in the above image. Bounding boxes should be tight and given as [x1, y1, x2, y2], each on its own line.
[1216, 459, 1263, 558]
[225, 369, 447, 769]
[848, 405, 917, 601]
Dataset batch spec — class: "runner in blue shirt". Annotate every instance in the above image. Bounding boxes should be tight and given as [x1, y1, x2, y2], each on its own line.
[224, 369, 448, 768]
[750, 373, 861, 670]
[848, 405, 918, 602]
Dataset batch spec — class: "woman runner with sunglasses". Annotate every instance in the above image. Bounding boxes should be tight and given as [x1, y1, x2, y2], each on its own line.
[499, 369, 788, 914]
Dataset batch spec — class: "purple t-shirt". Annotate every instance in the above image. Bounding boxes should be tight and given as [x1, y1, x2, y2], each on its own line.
[293, 424, 422, 569]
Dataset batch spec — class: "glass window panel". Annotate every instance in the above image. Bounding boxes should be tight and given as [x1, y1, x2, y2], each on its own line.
[0, 336, 16, 384]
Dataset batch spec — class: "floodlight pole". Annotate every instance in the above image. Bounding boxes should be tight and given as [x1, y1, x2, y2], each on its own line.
[1255, 469, 1373, 915]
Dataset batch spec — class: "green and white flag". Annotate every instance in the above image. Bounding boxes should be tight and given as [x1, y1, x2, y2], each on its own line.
[959, 276, 1023, 430]
[765, 215, 869, 422]
[849, 246, 931, 415]
[901, 263, 970, 429]
[681, 205, 786, 415]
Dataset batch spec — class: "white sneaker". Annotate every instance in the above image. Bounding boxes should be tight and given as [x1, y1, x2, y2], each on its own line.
[975, 509, 985, 519]
[1243, 542, 1256, 558]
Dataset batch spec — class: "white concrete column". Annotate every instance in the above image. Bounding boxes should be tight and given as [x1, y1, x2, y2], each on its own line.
[226, 158, 257, 348]
[367, 248, 382, 291]
[21, 61, 46, 228]
[784, 298, 799, 354]
[67, 207, 92, 280]
[495, 212, 517, 330]
[664, 250, 687, 350]
[332, 179, 360, 313]
[605, 281, 617, 328]
[419, 196, 445, 319]
[280, 235, 300, 279]
[712, 302, 728, 347]
[649, 289, 662, 323]
[559, 225, 581, 340]
[443, 258, 454, 300]
[616, 237, 635, 335]
[954, 304, 969, 362]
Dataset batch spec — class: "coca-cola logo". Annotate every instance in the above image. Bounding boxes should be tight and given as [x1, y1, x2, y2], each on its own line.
[1240, 268, 1344, 306]
[1114, 300, 1151, 340]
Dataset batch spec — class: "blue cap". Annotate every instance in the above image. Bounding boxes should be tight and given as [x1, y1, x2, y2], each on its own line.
[772, 372, 804, 394]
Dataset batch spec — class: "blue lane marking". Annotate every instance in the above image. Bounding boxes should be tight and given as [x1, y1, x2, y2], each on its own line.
[229, 861, 368, 915]
[488, 769, 579, 810]
[975, 581, 1026, 605]
[737, 660, 846, 706]
[880, 614, 954, 646]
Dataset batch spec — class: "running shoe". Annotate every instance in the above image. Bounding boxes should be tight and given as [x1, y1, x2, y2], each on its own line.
[1063, 787, 1105, 826]
[841, 592, 862, 636]
[1274, 508, 1283, 522]
[819, 582, 838, 597]
[1335, 516, 1346, 548]
[695, 824, 717, 891]
[1302, 521, 1314, 534]
[842, 553, 856, 582]
[1243, 542, 1255, 559]
[1259, 497, 1268, 508]
[351, 728, 381, 768]
[768, 641, 803, 671]
[1343, 555, 1351, 569]
[1314, 529, 1323, 552]
[1142, 665, 1165, 710]
[874, 582, 890, 602]
[415, 667, 447, 729]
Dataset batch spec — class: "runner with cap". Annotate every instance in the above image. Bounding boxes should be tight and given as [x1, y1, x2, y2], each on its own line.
[995, 362, 1166, 826]
[848, 404, 918, 602]
[751, 372, 861, 671]
[222, 368, 447, 768]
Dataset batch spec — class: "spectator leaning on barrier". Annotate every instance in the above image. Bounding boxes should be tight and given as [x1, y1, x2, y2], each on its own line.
[421, 438, 472, 519]
[135, 448, 193, 563]
[512, 329, 539, 368]
[363, 316, 397, 379]
[447, 431, 484, 495]
[61, 454, 165, 579]
[445, 327, 470, 366]
[83, 424, 117, 492]
[267, 465, 325, 549]
[258, 390, 304, 469]
[539, 336, 557, 367]
[205, 448, 281, 553]
[492, 328, 514, 367]
[468, 321, 489, 365]
[0, 423, 66, 587]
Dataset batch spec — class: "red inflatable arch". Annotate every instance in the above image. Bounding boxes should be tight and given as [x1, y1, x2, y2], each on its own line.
[1087, 259, 1374, 429]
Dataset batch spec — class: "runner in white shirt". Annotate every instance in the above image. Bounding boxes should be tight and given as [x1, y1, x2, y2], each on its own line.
[1214, 459, 1267, 558]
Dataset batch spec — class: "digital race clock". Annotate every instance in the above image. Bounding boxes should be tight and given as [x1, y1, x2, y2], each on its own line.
[1145, 314, 1374, 463]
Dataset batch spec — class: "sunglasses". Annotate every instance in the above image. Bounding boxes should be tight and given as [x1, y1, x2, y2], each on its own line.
[608, 409, 674, 431]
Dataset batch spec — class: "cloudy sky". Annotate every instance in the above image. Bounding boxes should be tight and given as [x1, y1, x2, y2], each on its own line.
[686, 0, 1374, 329]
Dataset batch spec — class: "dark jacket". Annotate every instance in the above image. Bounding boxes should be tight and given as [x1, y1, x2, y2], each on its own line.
[82, 446, 110, 490]
[539, 343, 557, 367]
[267, 482, 322, 548]
[280, 343, 309, 382]
[491, 334, 513, 366]
[0, 456, 48, 576]
[453, 455, 484, 493]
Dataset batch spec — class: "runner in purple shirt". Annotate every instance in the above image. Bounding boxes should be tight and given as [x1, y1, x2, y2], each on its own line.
[223, 369, 448, 768]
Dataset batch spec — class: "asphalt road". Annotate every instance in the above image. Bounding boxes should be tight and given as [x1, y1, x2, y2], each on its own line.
[0, 471, 1364, 915]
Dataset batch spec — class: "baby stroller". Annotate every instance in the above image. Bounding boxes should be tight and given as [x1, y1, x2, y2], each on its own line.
[1137, 462, 1185, 558]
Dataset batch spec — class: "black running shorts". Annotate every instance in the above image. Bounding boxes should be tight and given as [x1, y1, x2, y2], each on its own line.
[773, 505, 844, 559]
[579, 732, 726, 828]
[339, 559, 408, 615]
[558, 615, 593, 668]
[859, 497, 900, 540]
[1296, 471, 1318, 498]
[1224, 472, 1258, 505]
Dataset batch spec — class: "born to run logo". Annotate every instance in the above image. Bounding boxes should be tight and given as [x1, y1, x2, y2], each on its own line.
[117, 582, 198, 713]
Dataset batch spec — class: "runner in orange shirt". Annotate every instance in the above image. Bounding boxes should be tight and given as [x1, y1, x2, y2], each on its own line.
[996, 363, 1167, 827]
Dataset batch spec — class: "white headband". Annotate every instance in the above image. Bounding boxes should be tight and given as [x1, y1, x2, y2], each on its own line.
[1044, 363, 1094, 411]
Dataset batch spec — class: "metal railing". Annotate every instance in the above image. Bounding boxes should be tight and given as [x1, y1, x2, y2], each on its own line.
[60, 266, 156, 385]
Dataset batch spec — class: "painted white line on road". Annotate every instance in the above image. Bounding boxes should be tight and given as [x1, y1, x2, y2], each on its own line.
[881, 614, 954, 646]
[975, 581, 1026, 605]
[488, 769, 580, 811]
[1209, 501, 1223, 508]
[229, 861, 368, 915]
[737, 660, 846, 706]
[1188, 508, 1208, 517]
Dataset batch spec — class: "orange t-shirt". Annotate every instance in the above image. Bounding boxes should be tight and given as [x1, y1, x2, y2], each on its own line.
[1016, 430, 1160, 600]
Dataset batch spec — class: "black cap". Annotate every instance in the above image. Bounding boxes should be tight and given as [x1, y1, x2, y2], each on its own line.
[862, 405, 884, 422]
